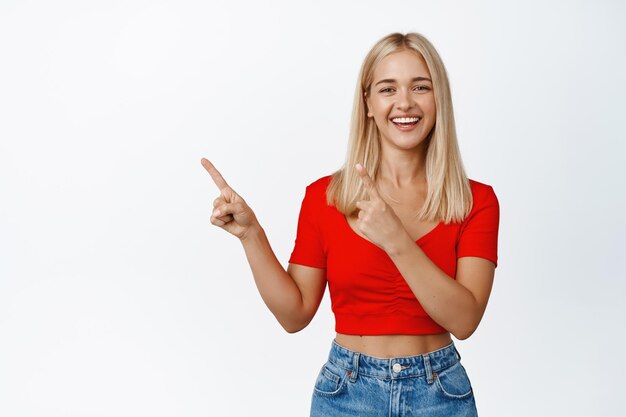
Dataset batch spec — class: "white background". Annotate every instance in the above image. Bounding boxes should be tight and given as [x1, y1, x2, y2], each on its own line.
[1, 0, 625, 416]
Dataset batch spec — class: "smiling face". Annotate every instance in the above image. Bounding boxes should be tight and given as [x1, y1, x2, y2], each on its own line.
[365, 49, 436, 153]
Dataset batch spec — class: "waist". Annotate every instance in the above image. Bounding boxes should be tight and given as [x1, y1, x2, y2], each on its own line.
[333, 311, 448, 335]
[334, 332, 452, 358]
[327, 337, 461, 380]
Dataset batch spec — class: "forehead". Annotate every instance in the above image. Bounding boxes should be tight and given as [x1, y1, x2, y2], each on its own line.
[372, 49, 431, 82]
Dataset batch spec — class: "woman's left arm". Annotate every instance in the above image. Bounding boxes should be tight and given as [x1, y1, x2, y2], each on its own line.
[386, 238, 495, 340]
[353, 163, 497, 340]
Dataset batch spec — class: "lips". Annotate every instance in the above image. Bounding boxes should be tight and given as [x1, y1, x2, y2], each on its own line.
[390, 116, 421, 131]
[391, 116, 420, 123]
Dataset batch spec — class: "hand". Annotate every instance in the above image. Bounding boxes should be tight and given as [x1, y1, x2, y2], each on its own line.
[355, 163, 407, 252]
[201, 158, 259, 241]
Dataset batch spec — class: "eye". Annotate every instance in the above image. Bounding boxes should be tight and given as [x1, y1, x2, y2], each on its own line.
[414, 85, 431, 92]
[379, 87, 394, 93]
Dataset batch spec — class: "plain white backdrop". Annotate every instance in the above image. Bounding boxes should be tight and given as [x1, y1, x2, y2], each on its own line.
[1, 0, 625, 416]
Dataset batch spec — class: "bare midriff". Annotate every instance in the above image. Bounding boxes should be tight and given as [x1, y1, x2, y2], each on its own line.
[334, 332, 452, 358]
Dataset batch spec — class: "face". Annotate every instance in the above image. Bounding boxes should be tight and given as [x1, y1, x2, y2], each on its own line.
[365, 49, 436, 152]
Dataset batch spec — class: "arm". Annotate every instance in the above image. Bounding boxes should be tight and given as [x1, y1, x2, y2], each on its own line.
[352, 163, 499, 340]
[240, 224, 327, 333]
[200, 158, 326, 334]
[386, 237, 495, 340]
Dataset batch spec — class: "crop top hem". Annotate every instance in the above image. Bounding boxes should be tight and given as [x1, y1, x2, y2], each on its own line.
[334, 313, 448, 335]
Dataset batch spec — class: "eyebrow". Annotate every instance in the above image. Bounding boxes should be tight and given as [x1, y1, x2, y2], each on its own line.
[374, 77, 432, 86]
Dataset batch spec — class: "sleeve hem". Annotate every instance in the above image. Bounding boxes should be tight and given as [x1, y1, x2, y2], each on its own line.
[457, 253, 497, 268]
[287, 258, 327, 269]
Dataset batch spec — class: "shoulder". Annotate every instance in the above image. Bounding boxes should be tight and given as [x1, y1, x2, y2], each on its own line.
[464, 178, 499, 225]
[306, 174, 333, 191]
[293, 176, 334, 229]
[295, 174, 334, 210]
[303, 174, 333, 199]
[466, 178, 499, 217]
[468, 178, 498, 201]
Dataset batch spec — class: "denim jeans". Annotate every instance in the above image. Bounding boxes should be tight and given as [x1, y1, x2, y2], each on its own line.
[310, 339, 478, 417]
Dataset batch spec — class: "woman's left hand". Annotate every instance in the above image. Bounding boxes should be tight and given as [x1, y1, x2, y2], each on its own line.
[355, 163, 408, 253]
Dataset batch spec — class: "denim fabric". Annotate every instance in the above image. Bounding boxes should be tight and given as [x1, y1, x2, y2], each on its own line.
[310, 339, 478, 417]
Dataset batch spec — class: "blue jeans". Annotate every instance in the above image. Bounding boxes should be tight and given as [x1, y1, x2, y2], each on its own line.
[310, 339, 478, 417]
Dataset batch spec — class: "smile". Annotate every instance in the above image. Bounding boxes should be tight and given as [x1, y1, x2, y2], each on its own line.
[390, 116, 421, 131]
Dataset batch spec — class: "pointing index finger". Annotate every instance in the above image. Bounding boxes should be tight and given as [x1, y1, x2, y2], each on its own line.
[201, 158, 230, 191]
[356, 163, 380, 199]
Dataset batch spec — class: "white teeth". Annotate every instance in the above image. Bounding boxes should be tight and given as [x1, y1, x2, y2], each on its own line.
[392, 117, 420, 123]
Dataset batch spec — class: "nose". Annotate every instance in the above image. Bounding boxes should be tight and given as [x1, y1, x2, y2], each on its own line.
[396, 88, 415, 112]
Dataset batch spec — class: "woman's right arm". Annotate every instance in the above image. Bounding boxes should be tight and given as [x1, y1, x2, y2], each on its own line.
[201, 158, 325, 333]
[239, 224, 326, 333]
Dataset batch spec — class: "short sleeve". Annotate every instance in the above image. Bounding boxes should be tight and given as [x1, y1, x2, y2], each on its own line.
[457, 185, 500, 268]
[288, 185, 327, 269]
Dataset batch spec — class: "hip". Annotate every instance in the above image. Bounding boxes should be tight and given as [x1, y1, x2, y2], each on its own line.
[310, 338, 477, 417]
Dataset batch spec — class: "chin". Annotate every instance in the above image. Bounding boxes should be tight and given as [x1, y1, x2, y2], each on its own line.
[385, 136, 429, 150]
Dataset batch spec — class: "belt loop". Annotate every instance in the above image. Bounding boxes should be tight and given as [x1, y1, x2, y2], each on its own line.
[350, 352, 360, 382]
[453, 344, 462, 361]
[422, 354, 434, 384]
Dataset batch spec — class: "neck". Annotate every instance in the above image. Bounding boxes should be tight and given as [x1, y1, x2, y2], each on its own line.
[377, 149, 427, 189]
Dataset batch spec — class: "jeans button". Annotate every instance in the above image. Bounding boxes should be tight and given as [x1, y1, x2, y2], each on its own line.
[392, 363, 402, 373]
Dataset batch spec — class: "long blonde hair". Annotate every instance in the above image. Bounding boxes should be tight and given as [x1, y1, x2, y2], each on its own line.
[326, 32, 473, 224]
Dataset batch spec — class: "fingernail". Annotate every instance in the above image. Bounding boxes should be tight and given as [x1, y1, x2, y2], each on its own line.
[214, 209, 221, 216]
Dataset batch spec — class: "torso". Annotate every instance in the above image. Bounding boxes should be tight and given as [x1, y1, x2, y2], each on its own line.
[338, 182, 451, 358]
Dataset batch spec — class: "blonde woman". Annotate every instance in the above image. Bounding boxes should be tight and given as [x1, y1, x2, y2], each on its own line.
[202, 32, 499, 416]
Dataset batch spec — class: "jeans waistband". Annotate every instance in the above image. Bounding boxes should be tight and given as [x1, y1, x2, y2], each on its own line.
[328, 338, 461, 382]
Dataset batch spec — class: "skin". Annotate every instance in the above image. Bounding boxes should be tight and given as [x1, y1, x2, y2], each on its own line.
[202, 48, 495, 358]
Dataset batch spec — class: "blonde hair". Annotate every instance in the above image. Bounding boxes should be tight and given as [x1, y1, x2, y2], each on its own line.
[326, 32, 473, 224]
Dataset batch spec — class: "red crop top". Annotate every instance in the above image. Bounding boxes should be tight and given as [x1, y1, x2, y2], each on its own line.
[288, 175, 500, 335]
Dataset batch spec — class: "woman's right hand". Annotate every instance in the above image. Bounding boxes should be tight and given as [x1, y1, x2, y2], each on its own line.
[201, 158, 259, 241]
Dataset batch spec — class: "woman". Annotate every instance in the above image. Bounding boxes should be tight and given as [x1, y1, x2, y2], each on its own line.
[201, 32, 499, 417]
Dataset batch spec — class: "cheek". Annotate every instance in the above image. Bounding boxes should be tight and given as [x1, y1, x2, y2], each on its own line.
[422, 101, 437, 130]
[372, 116, 387, 133]
[371, 105, 390, 124]
[424, 102, 437, 127]
[423, 97, 437, 115]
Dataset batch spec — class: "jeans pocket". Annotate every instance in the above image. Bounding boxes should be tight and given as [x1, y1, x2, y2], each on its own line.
[313, 360, 349, 397]
[433, 361, 474, 400]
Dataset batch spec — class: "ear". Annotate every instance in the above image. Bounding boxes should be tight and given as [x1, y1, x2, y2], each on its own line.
[364, 91, 373, 118]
